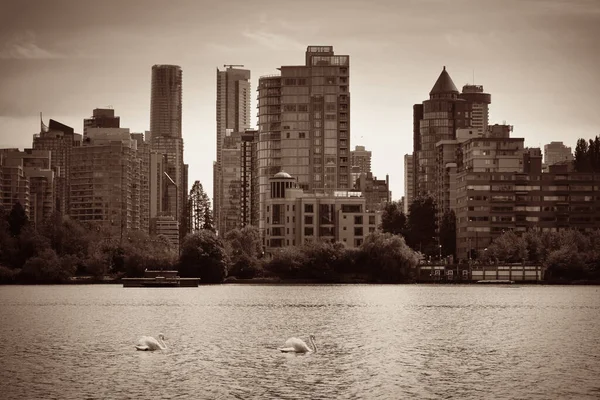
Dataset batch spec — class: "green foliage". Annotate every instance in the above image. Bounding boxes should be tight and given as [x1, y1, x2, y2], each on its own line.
[439, 210, 456, 258]
[573, 135, 600, 172]
[380, 201, 407, 236]
[489, 229, 600, 281]
[8, 202, 28, 237]
[406, 196, 437, 253]
[20, 248, 73, 283]
[360, 232, 420, 282]
[189, 181, 214, 232]
[263, 233, 420, 283]
[179, 230, 229, 283]
[224, 226, 263, 278]
[487, 231, 528, 262]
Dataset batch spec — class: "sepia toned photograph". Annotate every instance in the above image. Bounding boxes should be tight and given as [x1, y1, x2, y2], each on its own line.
[0, 0, 599, 398]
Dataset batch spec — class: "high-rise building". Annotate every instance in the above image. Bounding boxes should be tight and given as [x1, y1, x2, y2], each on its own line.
[70, 128, 147, 236]
[351, 145, 371, 173]
[454, 157, 600, 260]
[350, 145, 371, 188]
[32, 119, 80, 215]
[459, 85, 491, 136]
[150, 65, 182, 139]
[84, 108, 120, 137]
[150, 65, 185, 228]
[257, 45, 350, 234]
[0, 151, 30, 216]
[415, 67, 492, 199]
[403, 154, 413, 214]
[544, 141, 573, 167]
[241, 129, 259, 228]
[214, 66, 251, 235]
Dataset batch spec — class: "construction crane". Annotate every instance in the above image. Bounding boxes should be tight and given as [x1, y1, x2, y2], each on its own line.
[223, 64, 245, 69]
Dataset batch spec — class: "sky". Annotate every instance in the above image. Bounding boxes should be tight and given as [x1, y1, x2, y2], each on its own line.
[1, 0, 599, 201]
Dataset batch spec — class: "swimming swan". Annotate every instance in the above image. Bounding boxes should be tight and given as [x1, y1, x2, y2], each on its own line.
[278, 335, 317, 353]
[135, 334, 167, 351]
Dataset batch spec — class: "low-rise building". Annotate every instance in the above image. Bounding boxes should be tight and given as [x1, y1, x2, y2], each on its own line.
[264, 172, 381, 254]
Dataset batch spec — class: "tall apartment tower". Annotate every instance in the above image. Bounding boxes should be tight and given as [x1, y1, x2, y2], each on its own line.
[257, 45, 350, 232]
[83, 108, 120, 137]
[403, 154, 413, 214]
[32, 119, 81, 215]
[70, 128, 147, 235]
[351, 145, 371, 173]
[544, 141, 573, 166]
[214, 66, 251, 235]
[459, 85, 491, 136]
[415, 67, 489, 198]
[150, 65, 185, 226]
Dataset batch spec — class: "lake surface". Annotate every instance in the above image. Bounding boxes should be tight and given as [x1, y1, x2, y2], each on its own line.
[1, 284, 599, 399]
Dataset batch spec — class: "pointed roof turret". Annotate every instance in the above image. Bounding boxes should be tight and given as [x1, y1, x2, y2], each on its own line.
[429, 66, 459, 96]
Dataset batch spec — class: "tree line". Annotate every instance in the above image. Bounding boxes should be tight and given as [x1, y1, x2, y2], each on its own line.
[573, 136, 600, 173]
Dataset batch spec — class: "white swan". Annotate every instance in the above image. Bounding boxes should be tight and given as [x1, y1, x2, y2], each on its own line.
[135, 334, 167, 351]
[278, 335, 317, 353]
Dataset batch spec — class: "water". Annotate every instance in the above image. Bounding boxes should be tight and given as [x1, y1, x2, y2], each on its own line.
[0, 284, 599, 399]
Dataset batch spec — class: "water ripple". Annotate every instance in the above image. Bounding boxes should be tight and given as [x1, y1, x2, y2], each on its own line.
[0, 284, 599, 399]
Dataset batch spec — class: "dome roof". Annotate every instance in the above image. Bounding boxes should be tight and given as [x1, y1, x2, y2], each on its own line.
[274, 171, 293, 179]
[429, 66, 459, 95]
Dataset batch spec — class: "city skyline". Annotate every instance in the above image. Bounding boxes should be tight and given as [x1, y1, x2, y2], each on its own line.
[1, 0, 599, 201]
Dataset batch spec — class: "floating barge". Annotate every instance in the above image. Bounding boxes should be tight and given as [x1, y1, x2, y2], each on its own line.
[476, 280, 516, 284]
[122, 270, 199, 288]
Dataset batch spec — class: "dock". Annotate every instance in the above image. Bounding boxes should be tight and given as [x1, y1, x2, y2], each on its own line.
[122, 270, 199, 287]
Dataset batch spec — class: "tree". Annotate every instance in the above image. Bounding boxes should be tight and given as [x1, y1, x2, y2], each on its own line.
[487, 231, 528, 263]
[7, 202, 28, 237]
[189, 181, 214, 232]
[380, 201, 407, 236]
[223, 226, 263, 278]
[179, 230, 229, 283]
[406, 196, 437, 254]
[359, 232, 420, 282]
[439, 210, 456, 258]
[20, 248, 74, 283]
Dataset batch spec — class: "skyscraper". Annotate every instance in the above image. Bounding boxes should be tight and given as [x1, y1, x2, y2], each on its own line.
[350, 145, 371, 187]
[403, 154, 413, 214]
[32, 119, 81, 215]
[414, 67, 490, 198]
[214, 66, 251, 235]
[257, 45, 350, 233]
[150, 65, 185, 228]
[150, 65, 182, 139]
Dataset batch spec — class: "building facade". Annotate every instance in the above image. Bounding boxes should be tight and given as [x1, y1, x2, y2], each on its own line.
[32, 119, 80, 215]
[403, 154, 413, 214]
[83, 108, 120, 137]
[354, 172, 390, 212]
[264, 172, 380, 255]
[454, 156, 600, 260]
[414, 67, 491, 199]
[257, 45, 351, 234]
[214, 67, 251, 234]
[544, 141, 573, 167]
[70, 128, 147, 236]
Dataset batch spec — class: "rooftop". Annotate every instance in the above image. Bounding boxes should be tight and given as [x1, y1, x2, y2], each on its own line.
[429, 66, 459, 95]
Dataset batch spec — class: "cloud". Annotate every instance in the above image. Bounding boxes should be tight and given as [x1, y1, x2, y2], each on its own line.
[242, 29, 305, 51]
[0, 31, 63, 60]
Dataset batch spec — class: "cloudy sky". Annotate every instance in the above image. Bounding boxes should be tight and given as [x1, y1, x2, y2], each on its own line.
[1, 0, 599, 200]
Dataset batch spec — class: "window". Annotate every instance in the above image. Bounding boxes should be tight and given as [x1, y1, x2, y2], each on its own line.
[354, 227, 363, 236]
[369, 215, 376, 225]
[304, 204, 314, 213]
[354, 215, 363, 225]
[304, 227, 314, 236]
[304, 215, 313, 224]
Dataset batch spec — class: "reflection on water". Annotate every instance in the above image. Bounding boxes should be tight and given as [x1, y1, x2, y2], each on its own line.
[1, 285, 599, 399]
